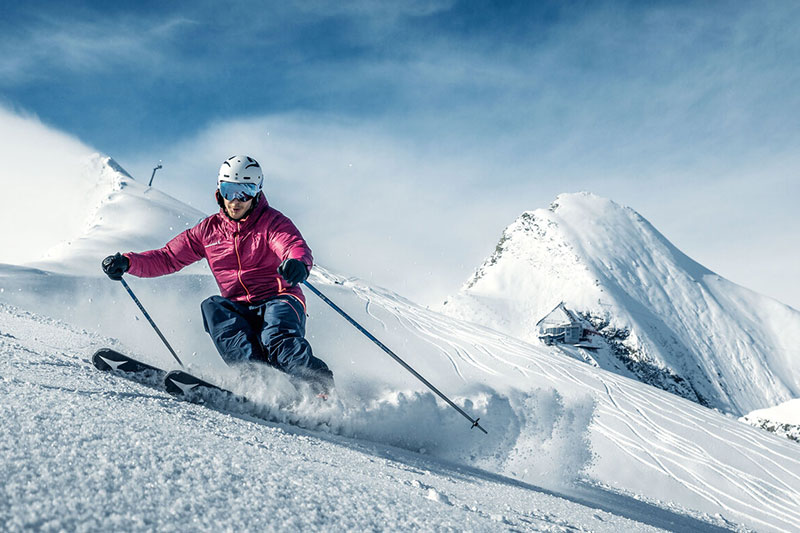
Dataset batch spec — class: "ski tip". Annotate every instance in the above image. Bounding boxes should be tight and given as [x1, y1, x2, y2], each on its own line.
[164, 370, 234, 402]
[91, 351, 111, 371]
[91, 348, 163, 375]
[91, 348, 121, 371]
[164, 370, 197, 397]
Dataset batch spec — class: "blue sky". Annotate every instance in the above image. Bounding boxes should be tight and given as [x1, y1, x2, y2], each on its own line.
[1, 0, 595, 154]
[1, 0, 799, 308]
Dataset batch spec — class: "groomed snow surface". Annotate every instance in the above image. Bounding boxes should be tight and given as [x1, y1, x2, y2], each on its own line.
[0, 300, 674, 532]
[3, 268, 799, 532]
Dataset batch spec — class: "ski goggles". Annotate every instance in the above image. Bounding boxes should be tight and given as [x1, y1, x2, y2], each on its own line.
[219, 181, 260, 201]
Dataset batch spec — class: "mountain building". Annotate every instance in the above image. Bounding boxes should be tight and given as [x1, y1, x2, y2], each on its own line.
[537, 302, 584, 345]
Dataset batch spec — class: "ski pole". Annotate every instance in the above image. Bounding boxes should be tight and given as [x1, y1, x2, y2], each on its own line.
[303, 280, 487, 434]
[118, 277, 185, 368]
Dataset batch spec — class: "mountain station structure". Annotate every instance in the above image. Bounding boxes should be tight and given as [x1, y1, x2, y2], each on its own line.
[537, 302, 585, 345]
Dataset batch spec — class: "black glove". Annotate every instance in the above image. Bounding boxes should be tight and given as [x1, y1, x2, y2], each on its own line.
[102, 253, 130, 281]
[278, 259, 309, 287]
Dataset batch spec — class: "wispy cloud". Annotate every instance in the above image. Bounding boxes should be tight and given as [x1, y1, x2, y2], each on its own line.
[0, 11, 194, 85]
[293, 0, 456, 19]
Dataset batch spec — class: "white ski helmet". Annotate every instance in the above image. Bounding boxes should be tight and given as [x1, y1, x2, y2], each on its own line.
[217, 155, 263, 190]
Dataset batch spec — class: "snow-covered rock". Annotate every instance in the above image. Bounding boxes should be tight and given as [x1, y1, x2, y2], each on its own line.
[741, 398, 800, 443]
[441, 192, 800, 416]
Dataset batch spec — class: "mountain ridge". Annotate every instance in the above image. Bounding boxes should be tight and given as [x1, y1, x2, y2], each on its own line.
[30, 154, 207, 275]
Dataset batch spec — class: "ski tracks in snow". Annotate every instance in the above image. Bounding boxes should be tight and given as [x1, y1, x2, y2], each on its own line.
[593, 374, 800, 532]
[329, 280, 800, 531]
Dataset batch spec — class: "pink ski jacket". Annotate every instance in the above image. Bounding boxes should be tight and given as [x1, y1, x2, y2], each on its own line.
[125, 193, 312, 306]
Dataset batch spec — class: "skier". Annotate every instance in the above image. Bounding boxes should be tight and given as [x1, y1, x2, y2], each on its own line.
[101, 155, 334, 395]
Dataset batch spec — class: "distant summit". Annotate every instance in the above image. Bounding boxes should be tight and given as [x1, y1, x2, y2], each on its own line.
[104, 156, 134, 180]
[442, 192, 800, 415]
[31, 154, 207, 276]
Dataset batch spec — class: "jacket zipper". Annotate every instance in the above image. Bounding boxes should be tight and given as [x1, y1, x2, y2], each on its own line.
[234, 222, 253, 302]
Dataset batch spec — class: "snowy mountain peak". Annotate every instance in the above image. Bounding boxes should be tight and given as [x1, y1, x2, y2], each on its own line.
[103, 155, 134, 180]
[30, 154, 207, 275]
[549, 190, 612, 212]
[444, 192, 800, 415]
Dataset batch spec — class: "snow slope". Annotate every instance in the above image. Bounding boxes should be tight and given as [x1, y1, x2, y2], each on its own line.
[2, 158, 800, 531]
[1, 300, 733, 533]
[4, 267, 800, 531]
[441, 192, 800, 416]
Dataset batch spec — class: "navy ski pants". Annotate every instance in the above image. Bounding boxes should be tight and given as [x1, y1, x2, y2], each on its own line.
[200, 294, 333, 387]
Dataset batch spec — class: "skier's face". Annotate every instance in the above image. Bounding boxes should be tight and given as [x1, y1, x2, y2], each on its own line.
[223, 196, 253, 220]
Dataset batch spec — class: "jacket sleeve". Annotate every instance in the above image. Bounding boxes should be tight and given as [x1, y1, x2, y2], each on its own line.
[269, 213, 313, 270]
[125, 225, 206, 278]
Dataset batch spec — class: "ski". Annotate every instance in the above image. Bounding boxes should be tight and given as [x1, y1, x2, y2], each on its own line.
[92, 348, 166, 379]
[92, 348, 245, 407]
[164, 370, 240, 403]
[91, 349, 323, 427]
